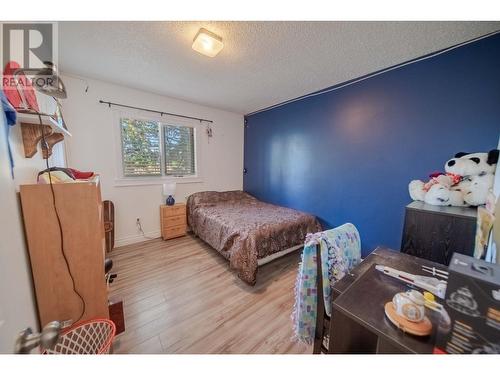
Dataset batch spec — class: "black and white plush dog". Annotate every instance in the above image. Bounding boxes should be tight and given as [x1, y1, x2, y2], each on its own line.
[409, 149, 499, 207]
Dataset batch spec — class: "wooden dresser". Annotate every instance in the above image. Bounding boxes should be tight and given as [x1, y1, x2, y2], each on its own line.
[401, 201, 477, 265]
[20, 177, 109, 327]
[160, 203, 187, 240]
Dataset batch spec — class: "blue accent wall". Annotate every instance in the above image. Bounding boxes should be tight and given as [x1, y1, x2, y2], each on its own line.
[244, 33, 500, 256]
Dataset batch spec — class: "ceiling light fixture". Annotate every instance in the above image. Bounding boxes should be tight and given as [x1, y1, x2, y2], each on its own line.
[192, 28, 223, 57]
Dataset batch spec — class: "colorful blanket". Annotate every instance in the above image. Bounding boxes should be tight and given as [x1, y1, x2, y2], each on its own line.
[292, 223, 361, 345]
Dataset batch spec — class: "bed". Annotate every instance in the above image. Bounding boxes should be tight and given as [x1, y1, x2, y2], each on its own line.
[187, 191, 321, 285]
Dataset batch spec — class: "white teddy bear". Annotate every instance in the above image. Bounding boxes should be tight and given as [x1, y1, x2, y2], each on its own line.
[409, 150, 499, 207]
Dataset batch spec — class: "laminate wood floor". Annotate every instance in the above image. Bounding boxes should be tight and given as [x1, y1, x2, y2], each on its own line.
[109, 234, 311, 354]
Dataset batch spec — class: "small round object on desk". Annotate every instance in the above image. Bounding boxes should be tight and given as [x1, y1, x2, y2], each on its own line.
[423, 291, 436, 302]
[384, 302, 432, 336]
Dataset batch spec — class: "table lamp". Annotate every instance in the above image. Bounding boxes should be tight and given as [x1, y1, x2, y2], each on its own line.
[162, 182, 176, 206]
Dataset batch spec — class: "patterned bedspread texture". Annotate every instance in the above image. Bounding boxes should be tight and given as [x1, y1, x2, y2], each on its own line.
[187, 191, 321, 284]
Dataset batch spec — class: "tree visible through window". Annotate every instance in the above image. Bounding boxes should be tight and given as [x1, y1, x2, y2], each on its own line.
[121, 118, 161, 176]
[120, 118, 196, 178]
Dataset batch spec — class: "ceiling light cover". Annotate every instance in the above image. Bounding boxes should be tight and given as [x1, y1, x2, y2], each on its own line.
[192, 28, 223, 57]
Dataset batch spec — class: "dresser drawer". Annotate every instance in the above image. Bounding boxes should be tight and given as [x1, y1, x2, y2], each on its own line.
[163, 224, 186, 240]
[160, 203, 187, 241]
[163, 214, 186, 228]
[162, 204, 186, 217]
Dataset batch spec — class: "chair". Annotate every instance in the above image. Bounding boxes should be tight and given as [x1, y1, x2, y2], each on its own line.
[313, 242, 330, 353]
[311, 224, 361, 354]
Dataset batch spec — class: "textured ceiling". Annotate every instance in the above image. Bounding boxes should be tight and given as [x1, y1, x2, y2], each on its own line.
[59, 21, 500, 114]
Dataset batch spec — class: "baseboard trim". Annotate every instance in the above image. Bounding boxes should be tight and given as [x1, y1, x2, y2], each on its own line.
[115, 230, 161, 248]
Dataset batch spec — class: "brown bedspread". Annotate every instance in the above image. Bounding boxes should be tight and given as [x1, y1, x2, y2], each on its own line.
[187, 191, 321, 285]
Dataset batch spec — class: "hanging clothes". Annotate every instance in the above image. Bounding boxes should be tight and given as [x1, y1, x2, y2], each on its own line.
[1, 91, 17, 178]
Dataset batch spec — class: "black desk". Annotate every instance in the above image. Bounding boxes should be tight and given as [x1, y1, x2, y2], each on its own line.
[329, 247, 446, 353]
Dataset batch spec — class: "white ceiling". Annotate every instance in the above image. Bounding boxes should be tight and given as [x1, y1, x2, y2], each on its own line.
[59, 21, 500, 114]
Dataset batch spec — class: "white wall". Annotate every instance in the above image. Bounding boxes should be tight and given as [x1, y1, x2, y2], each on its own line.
[0, 108, 41, 352]
[62, 75, 244, 246]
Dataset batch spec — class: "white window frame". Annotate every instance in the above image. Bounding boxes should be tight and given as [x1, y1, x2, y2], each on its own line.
[113, 110, 204, 187]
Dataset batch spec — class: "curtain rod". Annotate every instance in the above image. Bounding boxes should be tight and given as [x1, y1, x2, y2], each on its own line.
[98, 100, 213, 123]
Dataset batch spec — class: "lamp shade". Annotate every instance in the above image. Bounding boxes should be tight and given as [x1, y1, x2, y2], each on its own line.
[192, 28, 224, 57]
[162, 182, 176, 197]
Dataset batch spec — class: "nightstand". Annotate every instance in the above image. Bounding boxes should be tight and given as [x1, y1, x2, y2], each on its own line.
[160, 203, 187, 240]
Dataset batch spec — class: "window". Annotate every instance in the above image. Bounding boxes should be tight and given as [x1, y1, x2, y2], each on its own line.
[120, 118, 161, 177]
[163, 125, 195, 176]
[120, 117, 197, 178]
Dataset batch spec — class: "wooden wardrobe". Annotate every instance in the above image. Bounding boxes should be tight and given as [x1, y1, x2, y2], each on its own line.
[20, 177, 109, 327]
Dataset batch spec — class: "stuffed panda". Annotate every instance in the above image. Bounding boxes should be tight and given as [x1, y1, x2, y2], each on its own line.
[409, 149, 499, 207]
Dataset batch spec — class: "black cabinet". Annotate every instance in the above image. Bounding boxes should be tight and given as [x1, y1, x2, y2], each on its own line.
[401, 201, 477, 265]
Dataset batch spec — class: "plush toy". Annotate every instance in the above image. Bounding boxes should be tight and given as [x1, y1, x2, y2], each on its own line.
[409, 150, 499, 207]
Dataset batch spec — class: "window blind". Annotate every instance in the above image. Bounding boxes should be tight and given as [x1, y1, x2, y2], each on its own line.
[163, 125, 195, 176]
